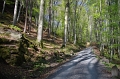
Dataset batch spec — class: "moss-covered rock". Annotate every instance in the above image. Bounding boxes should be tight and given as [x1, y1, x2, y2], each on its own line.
[8, 54, 18, 65]
[0, 47, 10, 59]
[0, 34, 39, 66]
[0, 38, 9, 44]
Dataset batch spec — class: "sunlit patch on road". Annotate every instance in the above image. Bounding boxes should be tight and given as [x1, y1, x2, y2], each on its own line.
[46, 47, 112, 79]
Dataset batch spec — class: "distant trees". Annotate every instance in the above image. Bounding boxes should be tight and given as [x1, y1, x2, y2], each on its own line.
[2, 0, 119, 57]
[86, 0, 120, 60]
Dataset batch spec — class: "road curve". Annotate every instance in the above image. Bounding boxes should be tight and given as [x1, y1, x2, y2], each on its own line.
[46, 47, 112, 79]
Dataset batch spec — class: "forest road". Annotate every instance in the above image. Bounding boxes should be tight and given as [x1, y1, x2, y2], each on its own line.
[46, 47, 112, 79]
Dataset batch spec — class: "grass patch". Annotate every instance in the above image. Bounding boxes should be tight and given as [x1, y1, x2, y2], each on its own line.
[9, 25, 22, 32]
[102, 60, 120, 71]
[33, 62, 46, 74]
[63, 44, 80, 54]
[0, 23, 21, 32]
[0, 33, 10, 37]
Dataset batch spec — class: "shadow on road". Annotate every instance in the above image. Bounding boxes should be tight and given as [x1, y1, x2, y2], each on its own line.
[46, 47, 111, 79]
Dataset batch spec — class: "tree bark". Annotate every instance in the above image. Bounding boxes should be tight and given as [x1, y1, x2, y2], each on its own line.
[63, 0, 69, 47]
[28, 0, 33, 33]
[13, 0, 19, 26]
[73, 0, 77, 44]
[17, 1, 23, 22]
[24, 0, 28, 33]
[37, 0, 44, 43]
[48, 0, 52, 37]
[2, 0, 6, 14]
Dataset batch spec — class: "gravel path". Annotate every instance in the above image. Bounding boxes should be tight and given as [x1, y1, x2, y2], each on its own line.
[46, 47, 112, 79]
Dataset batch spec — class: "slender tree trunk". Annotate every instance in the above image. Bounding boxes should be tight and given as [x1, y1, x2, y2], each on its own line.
[2, 0, 6, 14]
[48, 0, 52, 37]
[67, 18, 71, 42]
[24, 0, 28, 33]
[99, 0, 103, 51]
[51, 0, 55, 33]
[28, 0, 33, 33]
[37, 0, 44, 43]
[73, 0, 77, 44]
[108, 0, 114, 61]
[17, 1, 23, 22]
[118, 0, 120, 58]
[13, 0, 19, 26]
[118, 30, 120, 57]
[35, 15, 39, 26]
[63, 0, 69, 47]
[88, 15, 92, 42]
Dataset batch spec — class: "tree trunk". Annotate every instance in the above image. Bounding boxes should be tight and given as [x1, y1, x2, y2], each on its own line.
[28, 0, 33, 33]
[24, 0, 28, 33]
[13, 0, 19, 26]
[2, 0, 6, 14]
[17, 1, 23, 22]
[35, 15, 39, 26]
[73, 0, 77, 44]
[37, 0, 44, 43]
[63, 0, 69, 47]
[88, 15, 93, 42]
[48, 0, 52, 37]
[118, 0, 120, 58]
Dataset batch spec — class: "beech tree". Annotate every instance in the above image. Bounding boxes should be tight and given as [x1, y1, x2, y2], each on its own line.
[63, 0, 69, 47]
[23, 0, 28, 33]
[13, 0, 19, 25]
[37, 0, 44, 43]
[17, 0, 23, 22]
[2, 0, 6, 14]
[28, 0, 33, 33]
[48, 0, 52, 37]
